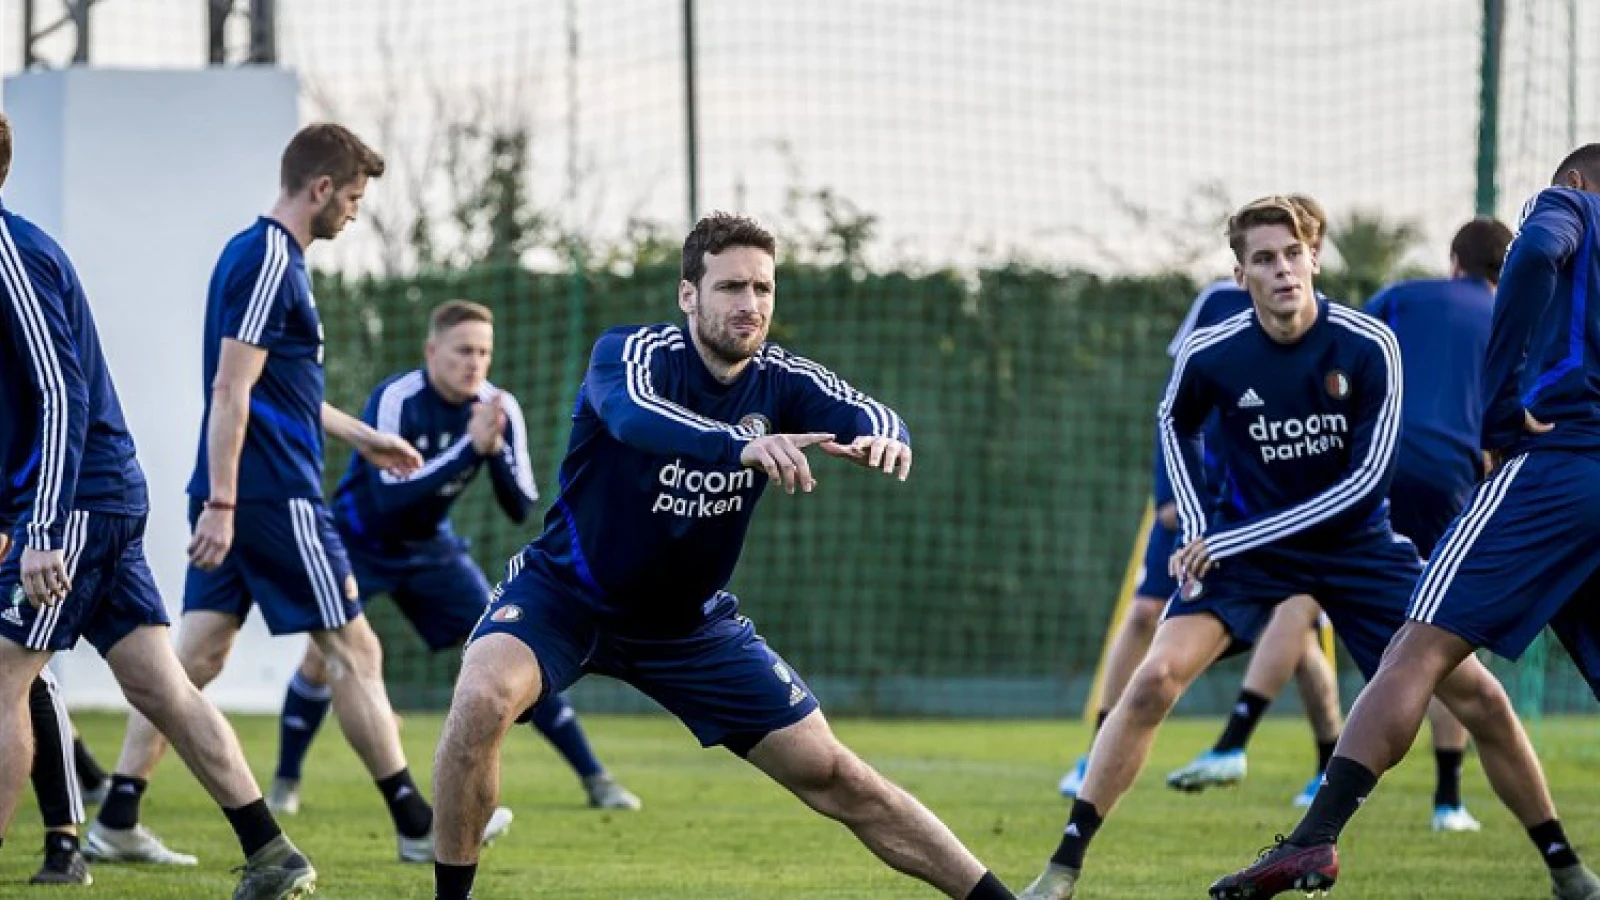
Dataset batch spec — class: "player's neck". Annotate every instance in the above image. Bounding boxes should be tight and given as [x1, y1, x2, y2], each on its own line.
[266, 200, 315, 250]
[425, 369, 473, 405]
[687, 328, 753, 384]
[1257, 299, 1319, 344]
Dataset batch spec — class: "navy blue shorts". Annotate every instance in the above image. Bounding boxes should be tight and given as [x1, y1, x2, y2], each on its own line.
[470, 554, 819, 753]
[344, 535, 490, 651]
[1389, 473, 1473, 561]
[0, 512, 169, 655]
[1136, 520, 1180, 601]
[1408, 452, 1600, 700]
[1165, 529, 1422, 679]
[183, 498, 361, 635]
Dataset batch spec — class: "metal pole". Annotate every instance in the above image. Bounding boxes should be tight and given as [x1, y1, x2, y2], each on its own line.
[208, 0, 231, 65]
[23, 0, 35, 69]
[1568, 0, 1579, 149]
[1475, 0, 1504, 216]
[249, 0, 277, 64]
[683, 0, 701, 229]
[69, 0, 90, 65]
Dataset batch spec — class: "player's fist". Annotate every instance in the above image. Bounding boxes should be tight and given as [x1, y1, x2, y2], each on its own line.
[189, 506, 235, 571]
[21, 546, 71, 607]
[1169, 537, 1215, 581]
[469, 394, 508, 456]
[740, 433, 834, 495]
[820, 436, 913, 481]
[361, 431, 424, 477]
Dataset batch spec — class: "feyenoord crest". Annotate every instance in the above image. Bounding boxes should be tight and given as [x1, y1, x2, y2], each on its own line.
[1325, 369, 1351, 400]
[1181, 579, 1205, 602]
[491, 604, 524, 624]
[737, 413, 773, 437]
[9, 585, 22, 606]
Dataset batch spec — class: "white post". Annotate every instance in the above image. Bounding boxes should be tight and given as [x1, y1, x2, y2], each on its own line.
[4, 67, 303, 711]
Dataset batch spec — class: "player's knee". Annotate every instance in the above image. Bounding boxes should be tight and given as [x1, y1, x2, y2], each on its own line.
[794, 746, 886, 819]
[447, 675, 522, 743]
[1124, 659, 1185, 721]
[317, 623, 384, 682]
[178, 643, 229, 688]
[298, 647, 329, 684]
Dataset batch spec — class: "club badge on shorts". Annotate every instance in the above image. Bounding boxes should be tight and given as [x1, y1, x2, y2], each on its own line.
[491, 604, 524, 624]
[1181, 578, 1205, 602]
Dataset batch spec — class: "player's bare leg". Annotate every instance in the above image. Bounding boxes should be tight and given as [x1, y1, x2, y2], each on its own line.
[433, 634, 540, 900]
[105, 611, 242, 783]
[0, 640, 52, 836]
[1290, 623, 1344, 806]
[1060, 598, 1162, 797]
[1168, 596, 1325, 793]
[1212, 622, 1597, 899]
[1021, 614, 1232, 899]
[747, 710, 1012, 898]
[309, 617, 407, 778]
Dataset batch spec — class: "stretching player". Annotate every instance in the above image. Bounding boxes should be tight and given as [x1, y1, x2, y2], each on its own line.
[1211, 150, 1600, 900]
[0, 112, 314, 898]
[86, 124, 510, 867]
[1168, 218, 1513, 828]
[1063, 198, 1341, 802]
[268, 299, 640, 815]
[1020, 195, 1588, 900]
[431, 212, 1016, 900]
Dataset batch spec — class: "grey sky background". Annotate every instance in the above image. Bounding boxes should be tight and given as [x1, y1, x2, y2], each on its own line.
[3, 0, 1595, 276]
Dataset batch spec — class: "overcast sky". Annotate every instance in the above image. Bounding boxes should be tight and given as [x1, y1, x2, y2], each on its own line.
[3, 0, 1595, 275]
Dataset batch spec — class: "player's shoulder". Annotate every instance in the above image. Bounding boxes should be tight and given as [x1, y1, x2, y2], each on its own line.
[594, 322, 684, 355]
[1175, 307, 1253, 366]
[217, 217, 298, 274]
[480, 379, 524, 410]
[373, 368, 428, 410]
[1327, 302, 1399, 358]
[0, 207, 68, 273]
[1193, 281, 1251, 327]
[1521, 186, 1598, 226]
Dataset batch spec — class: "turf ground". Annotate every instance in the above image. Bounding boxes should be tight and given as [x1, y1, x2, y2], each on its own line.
[2, 713, 1596, 898]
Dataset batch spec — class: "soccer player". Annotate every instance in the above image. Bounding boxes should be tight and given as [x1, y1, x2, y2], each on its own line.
[85, 124, 510, 867]
[267, 299, 641, 815]
[1166, 218, 1515, 828]
[1063, 199, 1342, 802]
[429, 212, 1016, 900]
[1019, 195, 1590, 900]
[0, 111, 315, 898]
[1210, 150, 1600, 900]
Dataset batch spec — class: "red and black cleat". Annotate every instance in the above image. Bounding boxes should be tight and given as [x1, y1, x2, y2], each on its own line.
[1209, 837, 1339, 899]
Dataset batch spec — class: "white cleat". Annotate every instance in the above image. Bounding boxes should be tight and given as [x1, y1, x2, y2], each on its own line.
[398, 806, 515, 863]
[1018, 863, 1079, 900]
[584, 774, 642, 811]
[83, 822, 199, 866]
[1432, 805, 1482, 833]
[266, 778, 301, 816]
[1166, 749, 1247, 793]
[1057, 755, 1089, 799]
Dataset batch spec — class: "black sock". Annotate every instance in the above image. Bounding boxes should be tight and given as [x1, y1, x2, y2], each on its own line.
[97, 775, 148, 830]
[224, 799, 283, 859]
[1316, 739, 1337, 775]
[1049, 799, 1103, 870]
[377, 768, 434, 839]
[436, 861, 478, 900]
[1433, 748, 1464, 809]
[1288, 756, 1379, 847]
[44, 831, 79, 857]
[73, 738, 108, 788]
[1213, 689, 1272, 754]
[1529, 820, 1580, 870]
[966, 870, 1015, 900]
[1094, 709, 1110, 734]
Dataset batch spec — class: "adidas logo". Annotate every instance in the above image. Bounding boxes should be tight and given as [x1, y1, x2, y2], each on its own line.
[1064, 823, 1081, 838]
[1234, 702, 1250, 715]
[788, 684, 808, 707]
[1238, 388, 1265, 408]
[1, 606, 23, 627]
[1548, 842, 1568, 855]
[394, 785, 415, 801]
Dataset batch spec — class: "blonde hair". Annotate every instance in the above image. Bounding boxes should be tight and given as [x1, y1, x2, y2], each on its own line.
[1227, 196, 1314, 262]
[429, 299, 494, 336]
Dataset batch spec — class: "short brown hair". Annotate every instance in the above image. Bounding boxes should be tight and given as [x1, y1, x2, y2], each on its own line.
[1227, 196, 1314, 262]
[1552, 143, 1600, 185]
[1450, 217, 1514, 284]
[281, 124, 385, 194]
[680, 212, 777, 286]
[429, 299, 494, 336]
[1287, 194, 1328, 250]
[0, 113, 12, 189]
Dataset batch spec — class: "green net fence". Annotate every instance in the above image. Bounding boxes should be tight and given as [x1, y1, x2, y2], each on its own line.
[4, 0, 1598, 718]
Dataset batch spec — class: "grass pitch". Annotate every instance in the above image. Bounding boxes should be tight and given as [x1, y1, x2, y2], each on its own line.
[3, 713, 1595, 898]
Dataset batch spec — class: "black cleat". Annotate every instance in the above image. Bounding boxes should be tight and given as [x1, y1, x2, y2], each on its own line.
[1210, 836, 1338, 899]
[30, 849, 93, 885]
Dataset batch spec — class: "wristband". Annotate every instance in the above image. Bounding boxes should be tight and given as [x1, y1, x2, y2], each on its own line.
[204, 500, 236, 512]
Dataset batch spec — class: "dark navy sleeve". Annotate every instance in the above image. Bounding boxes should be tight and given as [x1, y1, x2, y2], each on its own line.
[767, 346, 910, 444]
[364, 381, 480, 516]
[221, 227, 295, 349]
[584, 327, 754, 465]
[1206, 322, 1403, 560]
[1364, 286, 1396, 326]
[485, 390, 538, 523]
[0, 239, 88, 552]
[1481, 189, 1586, 449]
[1156, 336, 1214, 545]
[1151, 428, 1175, 508]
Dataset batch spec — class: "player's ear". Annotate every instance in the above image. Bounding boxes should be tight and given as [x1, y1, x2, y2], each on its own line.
[1233, 263, 1245, 288]
[678, 279, 697, 316]
[1309, 245, 1322, 275]
[310, 174, 334, 204]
